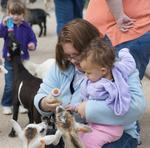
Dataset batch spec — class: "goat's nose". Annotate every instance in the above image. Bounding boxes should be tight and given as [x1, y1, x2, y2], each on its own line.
[56, 105, 64, 113]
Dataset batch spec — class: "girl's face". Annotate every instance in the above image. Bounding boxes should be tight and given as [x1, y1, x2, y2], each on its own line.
[62, 43, 82, 70]
[80, 58, 109, 82]
[9, 13, 24, 25]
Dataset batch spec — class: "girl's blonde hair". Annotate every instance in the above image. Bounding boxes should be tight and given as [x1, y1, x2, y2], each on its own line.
[55, 18, 102, 70]
[7, 0, 26, 15]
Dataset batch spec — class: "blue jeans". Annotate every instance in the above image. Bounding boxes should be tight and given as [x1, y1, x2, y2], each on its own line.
[115, 31, 150, 80]
[54, 0, 85, 34]
[103, 133, 138, 148]
[1, 60, 13, 106]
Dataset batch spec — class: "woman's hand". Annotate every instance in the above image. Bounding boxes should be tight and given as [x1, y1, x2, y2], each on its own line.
[76, 102, 86, 118]
[116, 15, 136, 32]
[40, 97, 61, 112]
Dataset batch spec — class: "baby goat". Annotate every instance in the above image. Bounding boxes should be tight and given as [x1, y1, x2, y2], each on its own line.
[23, 58, 55, 79]
[26, 8, 49, 37]
[8, 35, 42, 137]
[42, 106, 92, 148]
[10, 119, 47, 148]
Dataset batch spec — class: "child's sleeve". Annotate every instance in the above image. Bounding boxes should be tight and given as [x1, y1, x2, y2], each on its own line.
[116, 48, 136, 76]
[0, 23, 7, 37]
[28, 27, 37, 49]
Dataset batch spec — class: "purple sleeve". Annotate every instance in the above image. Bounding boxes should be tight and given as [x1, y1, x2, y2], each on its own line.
[28, 26, 37, 49]
[116, 48, 136, 77]
[0, 23, 7, 37]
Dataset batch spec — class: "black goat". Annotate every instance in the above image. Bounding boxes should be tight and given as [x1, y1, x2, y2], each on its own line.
[8, 34, 42, 137]
[26, 8, 49, 37]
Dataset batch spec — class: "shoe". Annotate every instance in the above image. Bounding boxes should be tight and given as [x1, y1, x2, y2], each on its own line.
[19, 105, 28, 114]
[2, 106, 12, 115]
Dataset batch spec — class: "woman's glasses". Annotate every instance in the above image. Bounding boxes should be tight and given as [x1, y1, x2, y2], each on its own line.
[64, 54, 80, 61]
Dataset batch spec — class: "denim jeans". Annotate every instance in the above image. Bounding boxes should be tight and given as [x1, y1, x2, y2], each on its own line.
[1, 60, 13, 106]
[115, 31, 150, 80]
[103, 132, 138, 148]
[54, 0, 85, 34]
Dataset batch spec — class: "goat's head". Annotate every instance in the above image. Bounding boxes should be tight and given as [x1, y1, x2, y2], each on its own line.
[10, 119, 48, 147]
[56, 105, 92, 133]
[8, 32, 21, 59]
[56, 105, 74, 130]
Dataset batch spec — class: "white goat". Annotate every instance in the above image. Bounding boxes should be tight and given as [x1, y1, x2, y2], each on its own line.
[42, 106, 92, 148]
[23, 58, 55, 79]
[10, 119, 48, 148]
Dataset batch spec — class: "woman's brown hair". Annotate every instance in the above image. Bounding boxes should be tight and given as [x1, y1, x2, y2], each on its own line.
[55, 18, 102, 70]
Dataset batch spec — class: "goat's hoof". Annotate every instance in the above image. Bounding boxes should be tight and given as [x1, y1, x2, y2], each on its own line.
[8, 131, 16, 137]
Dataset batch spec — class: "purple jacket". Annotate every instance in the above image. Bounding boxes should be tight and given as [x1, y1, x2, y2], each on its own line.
[81, 48, 136, 116]
[0, 21, 37, 60]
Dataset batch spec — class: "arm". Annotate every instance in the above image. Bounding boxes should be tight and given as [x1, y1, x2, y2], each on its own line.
[34, 63, 75, 116]
[34, 63, 61, 116]
[116, 48, 136, 76]
[27, 26, 37, 50]
[0, 23, 7, 37]
[106, 0, 135, 32]
[85, 69, 146, 125]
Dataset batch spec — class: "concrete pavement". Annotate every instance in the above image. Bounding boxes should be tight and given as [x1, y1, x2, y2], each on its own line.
[0, 1, 150, 148]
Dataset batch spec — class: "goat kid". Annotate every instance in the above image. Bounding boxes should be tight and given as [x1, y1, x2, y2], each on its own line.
[26, 8, 49, 37]
[10, 119, 47, 148]
[8, 36, 42, 137]
[23, 58, 55, 79]
[42, 106, 92, 148]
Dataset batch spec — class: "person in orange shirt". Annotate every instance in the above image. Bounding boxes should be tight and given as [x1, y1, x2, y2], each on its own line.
[85, 0, 150, 80]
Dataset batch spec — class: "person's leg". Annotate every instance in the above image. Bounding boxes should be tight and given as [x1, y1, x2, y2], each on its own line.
[54, 0, 74, 34]
[102, 132, 138, 148]
[1, 60, 13, 107]
[72, 0, 85, 18]
[115, 30, 150, 80]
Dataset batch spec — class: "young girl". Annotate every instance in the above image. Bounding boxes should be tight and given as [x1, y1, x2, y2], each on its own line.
[69, 37, 136, 148]
[0, 1, 37, 115]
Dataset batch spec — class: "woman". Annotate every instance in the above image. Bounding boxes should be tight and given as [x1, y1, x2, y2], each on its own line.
[34, 19, 146, 148]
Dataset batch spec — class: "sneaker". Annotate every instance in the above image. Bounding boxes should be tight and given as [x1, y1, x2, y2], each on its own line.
[2, 106, 12, 115]
[19, 105, 28, 114]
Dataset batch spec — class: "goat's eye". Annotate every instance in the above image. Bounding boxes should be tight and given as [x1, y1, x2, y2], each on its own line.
[40, 128, 45, 133]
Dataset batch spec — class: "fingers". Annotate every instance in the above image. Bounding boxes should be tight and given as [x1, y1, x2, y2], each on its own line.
[40, 97, 61, 112]
[119, 24, 134, 32]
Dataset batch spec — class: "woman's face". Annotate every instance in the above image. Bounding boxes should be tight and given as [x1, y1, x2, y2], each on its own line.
[62, 43, 81, 70]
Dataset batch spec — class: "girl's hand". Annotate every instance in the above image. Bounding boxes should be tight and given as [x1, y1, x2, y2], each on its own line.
[77, 102, 86, 118]
[2, 16, 10, 26]
[28, 42, 35, 50]
[40, 97, 61, 112]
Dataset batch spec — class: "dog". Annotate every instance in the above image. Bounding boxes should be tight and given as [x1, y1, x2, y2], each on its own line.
[42, 106, 92, 148]
[10, 119, 48, 148]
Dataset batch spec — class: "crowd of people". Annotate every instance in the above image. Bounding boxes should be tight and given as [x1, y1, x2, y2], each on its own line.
[0, 0, 150, 148]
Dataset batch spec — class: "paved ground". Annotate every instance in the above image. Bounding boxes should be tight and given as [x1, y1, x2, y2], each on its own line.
[0, 1, 150, 148]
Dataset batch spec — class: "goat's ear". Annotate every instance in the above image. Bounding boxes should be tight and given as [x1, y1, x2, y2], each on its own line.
[10, 119, 23, 138]
[42, 130, 62, 145]
[75, 122, 92, 133]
